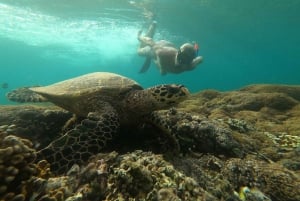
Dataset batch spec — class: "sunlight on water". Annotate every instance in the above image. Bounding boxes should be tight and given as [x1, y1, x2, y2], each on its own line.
[0, 3, 152, 63]
[0, 0, 299, 105]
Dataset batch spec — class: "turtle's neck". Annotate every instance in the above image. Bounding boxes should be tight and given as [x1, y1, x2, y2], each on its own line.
[123, 89, 158, 116]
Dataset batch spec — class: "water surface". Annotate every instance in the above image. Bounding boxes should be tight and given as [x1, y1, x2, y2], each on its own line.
[1, 0, 299, 104]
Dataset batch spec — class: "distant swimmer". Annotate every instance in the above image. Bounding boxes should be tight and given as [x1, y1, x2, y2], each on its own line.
[137, 21, 203, 75]
[1, 83, 8, 89]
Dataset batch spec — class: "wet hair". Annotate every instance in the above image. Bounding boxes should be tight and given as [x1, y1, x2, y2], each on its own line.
[177, 43, 195, 65]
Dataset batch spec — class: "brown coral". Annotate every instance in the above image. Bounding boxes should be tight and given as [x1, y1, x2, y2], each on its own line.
[28, 151, 215, 201]
[222, 158, 300, 201]
[0, 133, 37, 201]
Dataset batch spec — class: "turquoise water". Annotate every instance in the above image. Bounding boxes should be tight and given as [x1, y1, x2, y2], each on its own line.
[0, 0, 299, 104]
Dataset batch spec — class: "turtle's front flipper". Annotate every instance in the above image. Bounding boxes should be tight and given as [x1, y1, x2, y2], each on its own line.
[37, 110, 120, 174]
[6, 87, 47, 102]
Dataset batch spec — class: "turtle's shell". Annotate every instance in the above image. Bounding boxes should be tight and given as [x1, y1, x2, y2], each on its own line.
[30, 72, 143, 116]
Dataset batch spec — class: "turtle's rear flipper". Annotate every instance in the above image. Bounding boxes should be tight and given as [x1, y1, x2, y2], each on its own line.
[139, 57, 151, 73]
[37, 110, 120, 174]
[6, 87, 47, 103]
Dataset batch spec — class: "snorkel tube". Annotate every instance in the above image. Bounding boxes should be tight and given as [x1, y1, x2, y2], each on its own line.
[192, 41, 199, 57]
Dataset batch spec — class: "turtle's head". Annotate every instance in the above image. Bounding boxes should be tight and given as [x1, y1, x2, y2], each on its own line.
[125, 84, 189, 116]
[148, 84, 190, 109]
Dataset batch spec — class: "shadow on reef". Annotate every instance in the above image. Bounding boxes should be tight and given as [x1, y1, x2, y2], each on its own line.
[0, 84, 300, 201]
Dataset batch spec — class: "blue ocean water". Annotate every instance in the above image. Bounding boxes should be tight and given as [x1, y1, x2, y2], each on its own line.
[0, 0, 299, 104]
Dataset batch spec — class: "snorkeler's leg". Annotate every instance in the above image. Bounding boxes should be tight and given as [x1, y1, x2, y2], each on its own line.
[137, 46, 152, 57]
[157, 62, 167, 75]
[160, 69, 167, 75]
[137, 45, 153, 73]
[138, 36, 155, 47]
[138, 21, 156, 48]
[137, 21, 156, 73]
[145, 21, 157, 38]
[139, 57, 152, 73]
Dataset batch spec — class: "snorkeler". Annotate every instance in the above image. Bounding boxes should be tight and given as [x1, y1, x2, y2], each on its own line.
[137, 21, 203, 75]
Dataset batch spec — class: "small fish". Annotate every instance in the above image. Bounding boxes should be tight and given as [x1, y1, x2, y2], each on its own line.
[1, 83, 8, 89]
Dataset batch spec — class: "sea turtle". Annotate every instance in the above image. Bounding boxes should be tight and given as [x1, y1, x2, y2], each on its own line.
[7, 72, 189, 173]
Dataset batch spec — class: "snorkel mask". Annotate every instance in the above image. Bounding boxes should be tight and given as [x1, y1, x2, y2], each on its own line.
[177, 43, 197, 65]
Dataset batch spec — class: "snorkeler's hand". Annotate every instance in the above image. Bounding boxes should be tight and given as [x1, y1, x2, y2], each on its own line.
[191, 56, 203, 68]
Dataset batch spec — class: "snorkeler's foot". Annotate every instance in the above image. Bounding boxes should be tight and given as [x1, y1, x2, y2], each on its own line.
[139, 57, 152, 73]
[160, 69, 167, 75]
[138, 30, 142, 38]
[146, 21, 157, 38]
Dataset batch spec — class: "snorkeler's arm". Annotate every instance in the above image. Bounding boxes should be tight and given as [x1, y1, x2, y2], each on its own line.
[183, 56, 203, 71]
[145, 21, 157, 38]
[138, 29, 155, 46]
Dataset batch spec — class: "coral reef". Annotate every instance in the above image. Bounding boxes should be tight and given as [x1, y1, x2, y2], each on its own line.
[0, 133, 37, 201]
[21, 151, 300, 201]
[171, 154, 300, 201]
[222, 157, 300, 201]
[1, 84, 300, 201]
[239, 84, 300, 101]
[27, 151, 216, 201]
[0, 105, 72, 149]
[148, 109, 242, 156]
[178, 84, 300, 171]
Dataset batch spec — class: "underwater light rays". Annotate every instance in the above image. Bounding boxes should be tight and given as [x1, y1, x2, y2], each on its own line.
[0, 3, 138, 59]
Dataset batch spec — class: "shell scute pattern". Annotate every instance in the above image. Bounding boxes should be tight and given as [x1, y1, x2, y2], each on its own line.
[6, 72, 190, 174]
[30, 72, 142, 99]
